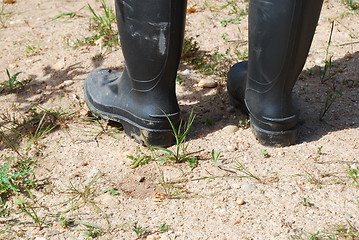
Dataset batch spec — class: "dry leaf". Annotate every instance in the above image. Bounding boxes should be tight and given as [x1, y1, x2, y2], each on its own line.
[4, 0, 16, 4]
[187, 4, 199, 14]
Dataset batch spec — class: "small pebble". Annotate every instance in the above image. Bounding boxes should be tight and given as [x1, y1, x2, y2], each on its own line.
[80, 109, 89, 116]
[236, 199, 246, 205]
[198, 79, 218, 88]
[84, 169, 101, 184]
[226, 145, 237, 151]
[223, 125, 239, 134]
[182, 69, 190, 75]
[241, 184, 257, 191]
[9, 19, 24, 26]
[315, 58, 324, 65]
[8, 63, 18, 69]
[278, 189, 285, 194]
[59, 80, 74, 89]
[63, 80, 74, 86]
[45, 230, 60, 237]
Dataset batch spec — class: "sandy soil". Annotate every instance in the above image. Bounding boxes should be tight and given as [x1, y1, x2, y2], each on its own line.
[0, 0, 358, 239]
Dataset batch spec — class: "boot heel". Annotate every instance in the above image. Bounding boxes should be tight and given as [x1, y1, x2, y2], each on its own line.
[121, 121, 175, 147]
[250, 116, 298, 147]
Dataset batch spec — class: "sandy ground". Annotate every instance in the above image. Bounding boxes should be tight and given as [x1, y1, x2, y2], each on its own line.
[0, 0, 358, 239]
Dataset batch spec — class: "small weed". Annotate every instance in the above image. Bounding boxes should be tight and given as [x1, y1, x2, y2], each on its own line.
[187, 157, 198, 169]
[238, 119, 250, 128]
[218, 17, 242, 27]
[305, 171, 322, 188]
[62, 174, 105, 217]
[195, 51, 233, 78]
[133, 222, 150, 238]
[74, 220, 104, 238]
[153, 110, 200, 168]
[24, 44, 42, 56]
[84, 225, 104, 238]
[86, 116, 124, 142]
[343, 79, 359, 88]
[0, 197, 10, 217]
[59, 216, 76, 228]
[52, 12, 78, 21]
[318, 21, 336, 84]
[342, 0, 359, 10]
[77, 0, 118, 48]
[176, 75, 183, 85]
[15, 195, 47, 228]
[182, 37, 200, 60]
[260, 149, 270, 158]
[218, 0, 248, 27]
[317, 146, 323, 155]
[25, 105, 74, 145]
[129, 110, 200, 168]
[128, 146, 155, 169]
[0, 104, 75, 154]
[221, 33, 228, 41]
[220, 0, 248, 16]
[318, 21, 343, 121]
[234, 161, 261, 182]
[102, 187, 120, 195]
[159, 223, 170, 232]
[181, 37, 238, 80]
[0, 158, 35, 196]
[290, 221, 359, 239]
[347, 164, 359, 187]
[319, 90, 343, 121]
[157, 165, 190, 198]
[301, 197, 314, 207]
[211, 149, 222, 166]
[67, 176, 99, 205]
[0, 69, 32, 93]
[235, 47, 249, 61]
[0, 1, 12, 28]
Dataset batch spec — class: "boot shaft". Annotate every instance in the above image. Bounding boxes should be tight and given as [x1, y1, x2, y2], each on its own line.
[248, 0, 323, 91]
[115, 0, 187, 92]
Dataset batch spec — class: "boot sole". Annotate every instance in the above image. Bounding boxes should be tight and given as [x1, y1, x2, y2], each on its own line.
[250, 116, 298, 147]
[84, 90, 176, 147]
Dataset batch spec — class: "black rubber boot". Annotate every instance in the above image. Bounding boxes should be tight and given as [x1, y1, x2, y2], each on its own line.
[227, 0, 323, 147]
[84, 0, 187, 147]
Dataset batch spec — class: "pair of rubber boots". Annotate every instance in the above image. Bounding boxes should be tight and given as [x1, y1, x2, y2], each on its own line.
[84, 0, 323, 147]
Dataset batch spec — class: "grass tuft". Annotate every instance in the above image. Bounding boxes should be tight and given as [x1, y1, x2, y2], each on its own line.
[76, 0, 118, 48]
[0, 69, 32, 93]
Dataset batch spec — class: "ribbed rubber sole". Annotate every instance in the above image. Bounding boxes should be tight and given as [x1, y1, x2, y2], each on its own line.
[250, 116, 298, 147]
[84, 90, 176, 147]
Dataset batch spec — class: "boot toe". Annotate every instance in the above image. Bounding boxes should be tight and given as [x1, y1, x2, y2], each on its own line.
[227, 61, 248, 112]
